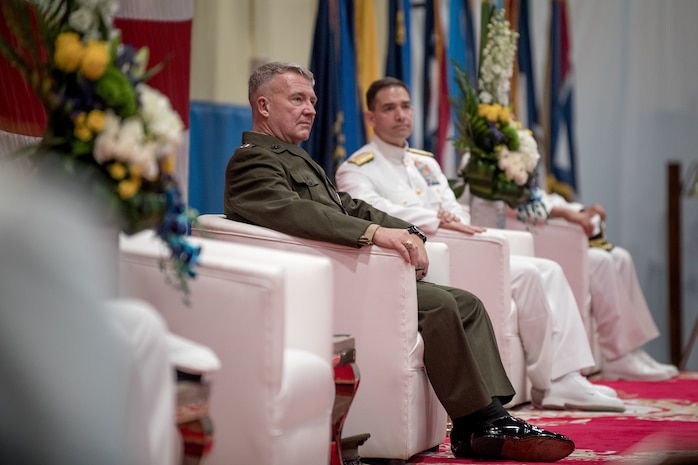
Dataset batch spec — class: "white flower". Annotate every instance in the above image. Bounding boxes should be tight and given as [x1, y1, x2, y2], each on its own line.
[138, 84, 184, 156]
[131, 141, 160, 181]
[517, 130, 541, 172]
[68, 7, 95, 34]
[477, 9, 518, 107]
[93, 110, 121, 164]
[93, 110, 161, 180]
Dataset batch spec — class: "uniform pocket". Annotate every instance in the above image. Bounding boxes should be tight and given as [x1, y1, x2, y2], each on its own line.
[290, 170, 321, 199]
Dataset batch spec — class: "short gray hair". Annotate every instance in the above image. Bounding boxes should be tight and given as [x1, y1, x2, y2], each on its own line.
[248, 62, 315, 103]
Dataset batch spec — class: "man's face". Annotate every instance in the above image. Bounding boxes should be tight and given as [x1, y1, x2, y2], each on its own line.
[366, 85, 413, 147]
[260, 72, 317, 145]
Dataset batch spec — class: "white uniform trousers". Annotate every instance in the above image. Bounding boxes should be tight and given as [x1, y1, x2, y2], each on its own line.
[588, 247, 660, 360]
[510, 256, 596, 390]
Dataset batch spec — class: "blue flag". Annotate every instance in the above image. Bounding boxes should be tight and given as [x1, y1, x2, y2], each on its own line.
[304, 0, 364, 179]
[517, 0, 538, 131]
[421, 0, 437, 155]
[545, 0, 578, 200]
[448, 0, 477, 89]
[385, 0, 411, 91]
[304, 0, 340, 177]
[338, 0, 365, 162]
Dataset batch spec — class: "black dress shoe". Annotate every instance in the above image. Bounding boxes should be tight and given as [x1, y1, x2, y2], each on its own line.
[470, 416, 574, 462]
[449, 427, 474, 458]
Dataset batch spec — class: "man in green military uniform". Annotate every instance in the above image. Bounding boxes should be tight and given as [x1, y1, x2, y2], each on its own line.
[223, 61, 574, 462]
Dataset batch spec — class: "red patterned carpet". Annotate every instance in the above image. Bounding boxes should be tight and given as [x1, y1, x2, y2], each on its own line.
[406, 372, 698, 464]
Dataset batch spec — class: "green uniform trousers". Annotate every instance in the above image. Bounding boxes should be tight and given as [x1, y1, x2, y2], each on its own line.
[416, 281, 515, 418]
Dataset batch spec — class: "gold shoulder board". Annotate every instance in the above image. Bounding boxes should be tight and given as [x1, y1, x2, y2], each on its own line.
[406, 147, 434, 157]
[348, 152, 374, 166]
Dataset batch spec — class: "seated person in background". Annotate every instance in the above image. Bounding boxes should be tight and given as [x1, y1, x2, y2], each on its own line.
[537, 192, 678, 381]
[335, 77, 623, 413]
[223, 61, 575, 462]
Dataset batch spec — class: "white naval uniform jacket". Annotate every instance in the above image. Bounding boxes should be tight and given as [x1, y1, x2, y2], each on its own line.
[336, 135, 596, 388]
[335, 136, 469, 235]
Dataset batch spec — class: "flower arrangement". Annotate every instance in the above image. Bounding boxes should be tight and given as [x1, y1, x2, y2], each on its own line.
[0, 0, 200, 301]
[451, 6, 546, 222]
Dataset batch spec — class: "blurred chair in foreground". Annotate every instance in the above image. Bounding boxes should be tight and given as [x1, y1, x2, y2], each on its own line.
[0, 172, 179, 465]
[120, 230, 336, 465]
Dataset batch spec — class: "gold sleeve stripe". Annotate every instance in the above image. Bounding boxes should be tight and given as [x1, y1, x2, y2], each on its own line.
[406, 147, 434, 157]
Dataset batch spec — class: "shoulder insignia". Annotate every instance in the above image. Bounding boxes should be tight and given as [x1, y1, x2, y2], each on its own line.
[239, 143, 254, 149]
[348, 152, 374, 166]
[406, 147, 434, 157]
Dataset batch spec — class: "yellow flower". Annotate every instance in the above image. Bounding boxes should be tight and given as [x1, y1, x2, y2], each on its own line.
[54, 32, 84, 73]
[73, 124, 92, 141]
[118, 177, 142, 200]
[86, 109, 106, 132]
[108, 162, 127, 180]
[75, 112, 87, 126]
[160, 154, 176, 175]
[81, 40, 110, 80]
[129, 164, 142, 178]
[499, 106, 512, 123]
[478, 103, 499, 122]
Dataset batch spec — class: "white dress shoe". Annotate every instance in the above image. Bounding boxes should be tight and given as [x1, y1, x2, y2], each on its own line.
[602, 351, 672, 381]
[592, 383, 618, 398]
[633, 349, 679, 378]
[531, 373, 626, 412]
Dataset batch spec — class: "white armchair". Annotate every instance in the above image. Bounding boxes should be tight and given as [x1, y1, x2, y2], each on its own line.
[429, 228, 535, 407]
[505, 214, 601, 374]
[192, 214, 450, 461]
[119, 230, 335, 465]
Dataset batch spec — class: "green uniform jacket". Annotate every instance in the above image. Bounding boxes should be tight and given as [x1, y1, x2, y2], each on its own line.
[224, 131, 412, 245]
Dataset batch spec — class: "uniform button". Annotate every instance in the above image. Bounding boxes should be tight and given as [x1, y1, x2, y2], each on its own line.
[271, 144, 280, 149]
[415, 189, 422, 195]
[402, 199, 407, 205]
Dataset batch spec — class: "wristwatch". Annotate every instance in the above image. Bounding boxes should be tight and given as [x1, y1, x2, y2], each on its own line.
[407, 225, 427, 243]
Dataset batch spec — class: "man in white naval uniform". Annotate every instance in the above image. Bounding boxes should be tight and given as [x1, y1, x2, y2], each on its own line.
[536, 193, 678, 381]
[336, 77, 624, 412]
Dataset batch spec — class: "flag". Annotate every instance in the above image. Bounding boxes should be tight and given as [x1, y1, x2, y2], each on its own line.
[544, 0, 578, 200]
[304, 0, 341, 177]
[515, 0, 539, 132]
[448, 0, 477, 90]
[115, 1, 194, 201]
[444, 0, 477, 176]
[385, 0, 412, 91]
[304, 0, 363, 179]
[505, 0, 521, 120]
[337, 0, 365, 160]
[355, 0, 379, 140]
[421, 1, 450, 168]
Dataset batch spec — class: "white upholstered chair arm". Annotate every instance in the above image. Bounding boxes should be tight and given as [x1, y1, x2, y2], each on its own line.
[428, 229, 511, 329]
[505, 215, 590, 312]
[483, 228, 535, 257]
[424, 241, 450, 286]
[119, 231, 335, 465]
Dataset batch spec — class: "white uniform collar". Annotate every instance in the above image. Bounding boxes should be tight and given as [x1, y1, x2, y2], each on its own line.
[371, 135, 408, 162]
